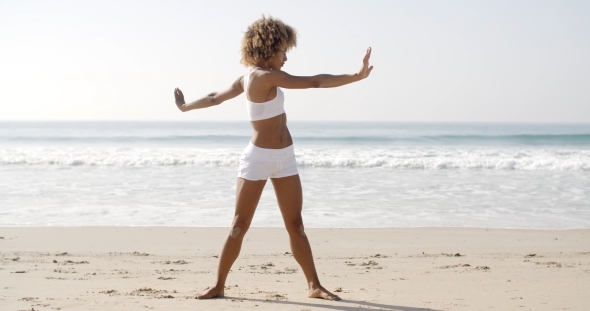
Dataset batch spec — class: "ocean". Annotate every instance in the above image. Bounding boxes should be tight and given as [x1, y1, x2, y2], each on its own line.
[1, 121, 589, 229]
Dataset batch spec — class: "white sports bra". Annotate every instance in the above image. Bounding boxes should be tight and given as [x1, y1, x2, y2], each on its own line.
[244, 68, 285, 121]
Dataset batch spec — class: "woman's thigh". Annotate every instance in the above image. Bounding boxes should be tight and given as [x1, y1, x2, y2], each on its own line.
[270, 174, 303, 222]
[233, 177, 267, 226]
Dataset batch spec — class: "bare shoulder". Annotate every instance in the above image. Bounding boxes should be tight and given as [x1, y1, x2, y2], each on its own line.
[248, 68, 281, 86]
[233, 75, 245, 90]
[257, 69, 317, 89]
[250, 67, 278, 79]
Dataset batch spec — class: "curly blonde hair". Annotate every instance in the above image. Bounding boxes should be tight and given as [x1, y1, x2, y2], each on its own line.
[240, 16, 297, 67]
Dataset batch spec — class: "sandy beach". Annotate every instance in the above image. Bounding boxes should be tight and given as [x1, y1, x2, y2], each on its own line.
[1, 227, 589, 310]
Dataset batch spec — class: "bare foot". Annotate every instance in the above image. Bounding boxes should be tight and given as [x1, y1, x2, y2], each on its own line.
[195, 286, 224, 299]
[308, 285, 341, 301]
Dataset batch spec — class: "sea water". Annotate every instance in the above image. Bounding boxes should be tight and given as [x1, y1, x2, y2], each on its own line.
[1, 121, 589, 229]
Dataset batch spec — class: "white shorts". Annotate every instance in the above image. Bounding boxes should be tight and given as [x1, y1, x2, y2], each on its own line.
[237, 142, 299, 181]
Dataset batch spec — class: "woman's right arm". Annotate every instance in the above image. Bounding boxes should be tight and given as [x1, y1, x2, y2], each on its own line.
[270, 47, 374, 89]
[174, 76, 244, 112]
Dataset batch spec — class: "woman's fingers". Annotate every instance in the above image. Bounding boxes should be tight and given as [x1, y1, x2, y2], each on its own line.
[358, 48, 374, 79]
[174, 88, 185, 105]
[363, 47, 372, 63]
[358, 47, 375, 78]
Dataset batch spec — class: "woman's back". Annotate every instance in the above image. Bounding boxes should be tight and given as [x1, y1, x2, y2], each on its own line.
[244, 68, 292, 149]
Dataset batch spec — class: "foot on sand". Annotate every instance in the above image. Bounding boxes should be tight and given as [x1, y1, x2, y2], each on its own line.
[308, 285, 341, 301]
[195, 286, 224, 299]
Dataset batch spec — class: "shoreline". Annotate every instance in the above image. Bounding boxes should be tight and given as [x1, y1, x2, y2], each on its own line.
[2, 225, 589, 229]
[2, 227, 589, 310]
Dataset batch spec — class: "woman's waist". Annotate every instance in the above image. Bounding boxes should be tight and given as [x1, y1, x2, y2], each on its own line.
[249, 136, 293, 149]
[244, 141, 294, 156]
[249, 119, 291, 149]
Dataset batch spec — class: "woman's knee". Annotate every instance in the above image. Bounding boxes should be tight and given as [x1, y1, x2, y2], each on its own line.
[230, 216, 251, 239]
[285, 219, 305, 237]
[230, 225, 249, 239]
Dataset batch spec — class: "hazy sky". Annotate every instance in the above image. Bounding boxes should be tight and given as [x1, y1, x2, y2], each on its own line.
[1, 0, 589, 122]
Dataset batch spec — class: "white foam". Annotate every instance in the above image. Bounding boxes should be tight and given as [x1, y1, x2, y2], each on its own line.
[0, 147, 589, 171]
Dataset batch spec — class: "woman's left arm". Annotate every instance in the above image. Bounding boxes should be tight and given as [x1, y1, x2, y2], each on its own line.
[175, 76, 244, 112]
[270, 47, 374, 89]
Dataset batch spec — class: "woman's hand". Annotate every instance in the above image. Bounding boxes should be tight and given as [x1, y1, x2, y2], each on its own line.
[174, 88, 186, 108]
[358, 47, 374, 80]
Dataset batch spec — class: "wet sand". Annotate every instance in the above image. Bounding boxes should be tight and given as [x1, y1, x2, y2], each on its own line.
[1, 227, 589, 310]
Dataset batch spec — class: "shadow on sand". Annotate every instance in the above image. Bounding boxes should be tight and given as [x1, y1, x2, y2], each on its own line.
[222, 296, 442, 311]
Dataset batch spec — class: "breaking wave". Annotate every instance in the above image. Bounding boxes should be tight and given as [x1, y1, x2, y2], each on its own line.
[1, 147, 589, 171]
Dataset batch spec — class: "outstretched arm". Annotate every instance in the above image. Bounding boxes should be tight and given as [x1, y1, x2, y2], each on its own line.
[174, 76, 244, 112]
[270, 47, 374, 89]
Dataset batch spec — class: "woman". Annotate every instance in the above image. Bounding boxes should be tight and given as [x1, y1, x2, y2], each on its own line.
[174, 16, 373, 301]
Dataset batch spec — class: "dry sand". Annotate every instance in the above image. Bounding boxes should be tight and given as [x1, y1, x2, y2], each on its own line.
[1, 227, 589, 310]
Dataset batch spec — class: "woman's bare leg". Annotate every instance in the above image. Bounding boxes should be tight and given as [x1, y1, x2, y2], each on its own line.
[196, 177, 267, 299]
[270, 175, 340, 301]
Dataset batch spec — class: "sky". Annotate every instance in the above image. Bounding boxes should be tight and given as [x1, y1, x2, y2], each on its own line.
[1, 0, 589, 122]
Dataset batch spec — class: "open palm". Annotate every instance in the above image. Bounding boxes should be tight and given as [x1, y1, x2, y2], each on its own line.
[358, 47, 374, 79]
[174, 87, 185, 106]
